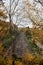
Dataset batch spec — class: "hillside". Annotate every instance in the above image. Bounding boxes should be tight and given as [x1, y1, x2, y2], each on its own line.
[0, 23, 43, 65]
[17, 27, 43, 56]
[21, 27, 43, 44]
[0, 0, 43, 65]
[0, 21, 19, 40]
[30, 28, 43, 44]
[0, 21, 19, 56]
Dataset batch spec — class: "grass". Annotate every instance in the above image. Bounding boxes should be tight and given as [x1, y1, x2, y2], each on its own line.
[3, 36, 15, 49]
[25, 34, 41, 56]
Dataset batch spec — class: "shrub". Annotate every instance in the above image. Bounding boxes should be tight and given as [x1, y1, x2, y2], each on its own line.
[0, 56, 6, 65]
[3, 36, 15, 48]
[39, 59, 43, 65]
[15, 60, 23, 65]
[25, 29, 32, 39]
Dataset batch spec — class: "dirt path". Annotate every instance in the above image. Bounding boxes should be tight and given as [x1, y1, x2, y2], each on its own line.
[14, 32, 43, 58]
[15, 32, 29, 58]
[3, 32, 43, 58]
[3, 32, 32, 58]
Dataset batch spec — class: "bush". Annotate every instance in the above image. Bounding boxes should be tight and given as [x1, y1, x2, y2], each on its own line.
[0, 56, 6, 65]
[15, 60, 23, 65]
[0, 36, 5, 40]
[3, 36, 15, 48]
[22, 53, 36, 65]
[25, 30, 32, 39]
[39, 59, 43, 65]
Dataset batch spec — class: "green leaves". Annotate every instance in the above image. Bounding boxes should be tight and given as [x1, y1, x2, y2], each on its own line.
[3, 36, 15, 48]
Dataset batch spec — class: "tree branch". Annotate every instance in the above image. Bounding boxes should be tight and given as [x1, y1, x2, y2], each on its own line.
[11, 0, 19, 15]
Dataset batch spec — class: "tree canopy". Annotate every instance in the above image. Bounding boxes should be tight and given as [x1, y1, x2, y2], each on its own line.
[2, 0, 43, 28]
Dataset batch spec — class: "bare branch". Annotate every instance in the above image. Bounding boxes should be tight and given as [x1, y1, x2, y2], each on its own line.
[11, 0, 15, 6]
[11, 0, 19, 15]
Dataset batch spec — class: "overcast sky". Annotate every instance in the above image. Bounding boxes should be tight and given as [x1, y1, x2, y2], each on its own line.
[3, 0, 43, 28]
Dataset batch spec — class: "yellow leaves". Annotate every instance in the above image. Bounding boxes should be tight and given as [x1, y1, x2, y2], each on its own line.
[0, 10, 7, 18]
[0, 22, 10, 38]
[0, 26, 2, 31]
[22, 53, 35, 62]
[35, 64, 39, 65]
[0, 41, 3, 54]
[7, 57, 12, 65]
[15, 60, 23, 65]
[7, 58, 23, 65]
[0, 56, 6, 65]
[22, 53, 43, 65]
[30, 28, 43, 44]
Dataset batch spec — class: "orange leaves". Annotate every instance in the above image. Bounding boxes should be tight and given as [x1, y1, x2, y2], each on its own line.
[0, 10, 7, 18]
[21, 53, 37, 65]
[30, 28, 43, 44]
[22, 53, 43, 65]
[15, 60, 23, 65]
[22, 53, 35, 62]
[0, 56, 6, 65]
[0, 41, 3, 54]
[7, 57, 13, 65]
[0, 22, 10, 39]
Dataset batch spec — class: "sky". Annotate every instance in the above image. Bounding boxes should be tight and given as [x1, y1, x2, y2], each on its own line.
[2, 0, 43, 28]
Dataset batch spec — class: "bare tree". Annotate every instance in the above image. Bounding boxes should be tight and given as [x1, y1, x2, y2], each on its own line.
[2, 0, 20, 31]
[1, 0, 43, 28]
[22, 0, 43, 28]
[1, 0, 20, 65]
